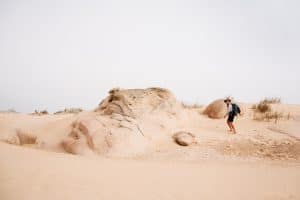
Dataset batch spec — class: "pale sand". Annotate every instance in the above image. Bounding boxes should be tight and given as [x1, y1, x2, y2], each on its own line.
[0, 88, 300, 199]
[1, 143, 299, 200]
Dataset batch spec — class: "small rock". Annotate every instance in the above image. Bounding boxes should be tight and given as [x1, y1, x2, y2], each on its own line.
[173, 131, 196, 146]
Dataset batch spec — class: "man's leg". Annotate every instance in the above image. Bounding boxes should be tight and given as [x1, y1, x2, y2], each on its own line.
[227, 114, 237, 134]
[230, 122, 237, 134]
[227, 121, 232, 131]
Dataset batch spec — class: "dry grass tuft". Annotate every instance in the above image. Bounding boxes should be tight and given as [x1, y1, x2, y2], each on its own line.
[261, 97, 281, 104]
[252, 102, 271, 113]
[252, 98, 285, 123]
[253, 111, 283, 123]
[31, 110, 48, 116]
[181, 102, 203, 109]
[0, 109, 17, 113]
[54, 108, 83, 114]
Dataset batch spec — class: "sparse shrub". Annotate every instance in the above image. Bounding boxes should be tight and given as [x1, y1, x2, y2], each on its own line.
[181, 102, 203, 109]
[0, 109, 17, 113]
[265, 111, 283, 122]
[252, 98, 285, 123]
[54, 108, 83, 114]
[252, 97, 281, 114]
[256, 102, 271, 113]
[261, 97, 281, 104]
[253, 111, 283, 123]
[31, 110, 48, 116]
[40, 110, 48, 114]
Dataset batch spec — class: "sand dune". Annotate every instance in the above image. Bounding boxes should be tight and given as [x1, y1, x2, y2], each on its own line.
[0, 87, 300, 199]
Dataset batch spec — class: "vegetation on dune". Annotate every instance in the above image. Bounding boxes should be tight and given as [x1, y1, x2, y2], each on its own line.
[0, 109, 17, 113]
[252, 101, 271, 113]
[251, 97, 289, 123]
[54, 108, 83, 114]
[181, 102, 203, 109]
[261, 97, 281, 104]
[31, 110, 49, 116]
[253, 111, 283, 123]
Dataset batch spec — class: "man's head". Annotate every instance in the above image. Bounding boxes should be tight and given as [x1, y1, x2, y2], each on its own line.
[224, 97, 232, 105]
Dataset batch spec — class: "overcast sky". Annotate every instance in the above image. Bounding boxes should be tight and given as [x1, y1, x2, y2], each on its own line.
[0, 0, 299, 112]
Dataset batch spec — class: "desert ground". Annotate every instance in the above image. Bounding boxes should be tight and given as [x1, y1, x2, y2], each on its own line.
[0, 88, 300, 200]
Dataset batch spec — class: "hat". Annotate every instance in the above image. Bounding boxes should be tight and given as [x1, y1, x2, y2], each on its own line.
[224, 97, 232, 103]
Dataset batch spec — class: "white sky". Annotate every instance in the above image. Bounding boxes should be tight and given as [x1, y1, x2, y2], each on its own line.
[0, 0, 299, 112]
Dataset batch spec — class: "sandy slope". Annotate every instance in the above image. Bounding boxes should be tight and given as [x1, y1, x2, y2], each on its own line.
[1, 142, 299, 200]
[0, 88, 300, 199]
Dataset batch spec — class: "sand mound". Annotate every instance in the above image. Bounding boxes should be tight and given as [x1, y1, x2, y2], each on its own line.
[59, 87, 195, 157]
[61, 113, 150, 157]
[203, 99, 227, 119]
[95, 87, 180, 117]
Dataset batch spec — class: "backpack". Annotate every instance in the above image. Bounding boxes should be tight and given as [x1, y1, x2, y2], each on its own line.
[231, 103, 241, 116]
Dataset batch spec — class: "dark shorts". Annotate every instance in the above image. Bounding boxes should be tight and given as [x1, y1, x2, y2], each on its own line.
[227, 113, 235, 122]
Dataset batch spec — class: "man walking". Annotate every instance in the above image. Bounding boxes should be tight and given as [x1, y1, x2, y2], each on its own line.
[224, 98, 241, 134]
